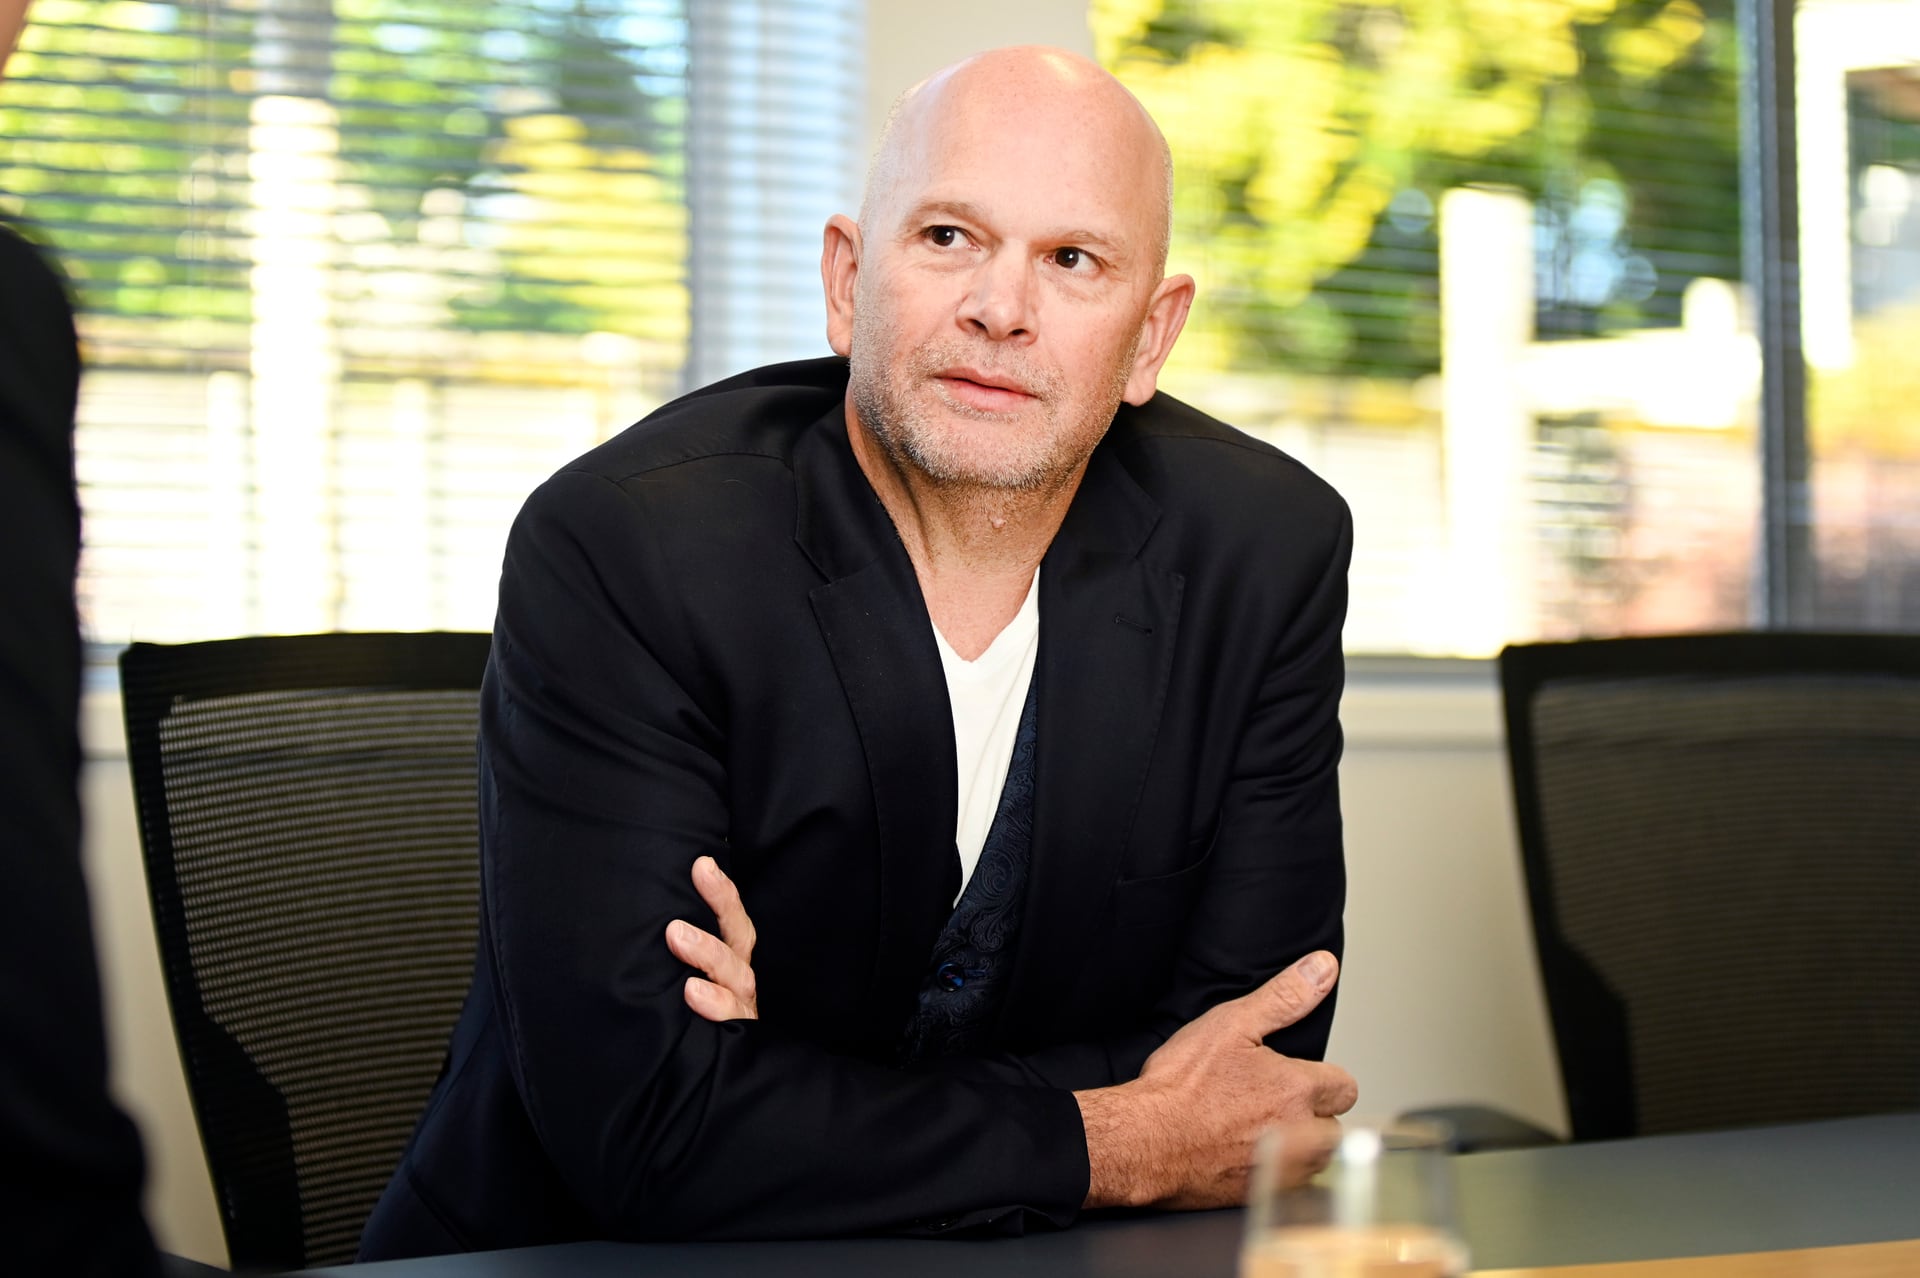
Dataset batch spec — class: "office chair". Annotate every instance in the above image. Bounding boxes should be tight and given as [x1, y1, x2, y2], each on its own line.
[120, 632, 491, 1270]
[1503, 632, 1920, 1141]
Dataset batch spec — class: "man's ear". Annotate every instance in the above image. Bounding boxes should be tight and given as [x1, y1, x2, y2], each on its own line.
[1, 0, 34, 79]
[1121, 273, 1196, 406]
[821, 214, 862, 357]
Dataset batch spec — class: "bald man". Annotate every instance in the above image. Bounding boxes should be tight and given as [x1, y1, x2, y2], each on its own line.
[360, 47, 1355, 1257]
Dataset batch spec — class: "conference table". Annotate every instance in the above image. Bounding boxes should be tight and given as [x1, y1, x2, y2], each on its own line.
[240, 1112, 1920, 1276]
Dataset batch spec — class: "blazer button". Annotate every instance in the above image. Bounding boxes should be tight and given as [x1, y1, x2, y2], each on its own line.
[936, 961, 965, 990]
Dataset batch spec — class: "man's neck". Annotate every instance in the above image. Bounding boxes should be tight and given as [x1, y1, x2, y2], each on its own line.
[847, 407, 1083, 661]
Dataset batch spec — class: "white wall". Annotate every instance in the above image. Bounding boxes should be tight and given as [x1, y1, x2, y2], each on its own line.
[1331, 669, 1563, 1131]
[76, 2, 1563, 1263]
[81, 693, 225, 1264]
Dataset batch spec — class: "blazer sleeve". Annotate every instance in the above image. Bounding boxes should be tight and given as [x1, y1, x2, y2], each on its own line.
[916, 495, 1352, 1093]
[0, 226, 160, 1276]
[479, 468, 1088, 1240]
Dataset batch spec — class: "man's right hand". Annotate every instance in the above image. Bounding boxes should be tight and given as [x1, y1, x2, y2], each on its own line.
[1074, 951, 1357, 1211]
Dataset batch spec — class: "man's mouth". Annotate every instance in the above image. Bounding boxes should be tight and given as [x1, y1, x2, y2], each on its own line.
[934, 368, 1038, 412]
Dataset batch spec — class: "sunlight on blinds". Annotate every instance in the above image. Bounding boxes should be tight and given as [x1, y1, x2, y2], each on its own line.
[0, 0, 860, 645]
[1799, 0, 1920, 629]
[1094, 0, 1757, 654]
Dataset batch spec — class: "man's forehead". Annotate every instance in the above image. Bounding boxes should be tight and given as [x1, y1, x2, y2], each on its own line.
[907, 60, 1156, 166]
[859, 45, 1173, 269]
[885, 106, 1151, 222]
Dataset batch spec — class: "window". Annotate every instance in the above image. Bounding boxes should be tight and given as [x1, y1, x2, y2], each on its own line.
[0, 0, 860, 644]
[1096, 0, 1920, 654]
[1800, 0, 1920, 627]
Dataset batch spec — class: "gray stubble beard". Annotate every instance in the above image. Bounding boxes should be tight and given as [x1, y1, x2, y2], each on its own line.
[847, 304, 1140, 496]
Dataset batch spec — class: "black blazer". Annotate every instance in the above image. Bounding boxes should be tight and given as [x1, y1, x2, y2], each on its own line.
[0, 223, 158, 1275]
[361, 357, 1350, 1254]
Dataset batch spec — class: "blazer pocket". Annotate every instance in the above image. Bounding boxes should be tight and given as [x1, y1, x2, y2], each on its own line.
[1111, 823, 1219, 933]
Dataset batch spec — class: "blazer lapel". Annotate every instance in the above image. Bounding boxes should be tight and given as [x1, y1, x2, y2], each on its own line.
[1002, 444, 1184, 1039]
[793, 410, 960, 1031]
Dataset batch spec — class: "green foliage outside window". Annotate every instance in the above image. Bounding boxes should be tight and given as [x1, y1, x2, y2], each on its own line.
[1092, 0, 1743, 379]
[0, 0, 688, 345]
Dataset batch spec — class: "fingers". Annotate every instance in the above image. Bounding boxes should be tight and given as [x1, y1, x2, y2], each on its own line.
[692, 855, 757, 963]
[1270, 1117, 1344, 1188]
[665, 918, 757, 1019]
[683, 975, 753, 1022]
[1297, 1060, 1360, 1118]
[671, 858, 761, 1024]
[1229, 951, 1339, 1041]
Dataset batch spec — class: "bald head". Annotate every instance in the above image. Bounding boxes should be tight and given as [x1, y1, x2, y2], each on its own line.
[820, 44, 1196, 487]
[860, 46, 1175, 277]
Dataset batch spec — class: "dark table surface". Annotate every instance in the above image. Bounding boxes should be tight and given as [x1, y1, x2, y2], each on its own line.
[240, 1111, 1920, 1277]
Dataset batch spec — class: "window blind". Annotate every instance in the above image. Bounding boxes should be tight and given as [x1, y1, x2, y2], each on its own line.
[1095, 0, 1755, 654]
[1800, 4, 1920, 629]
[0, 0, 861, 645]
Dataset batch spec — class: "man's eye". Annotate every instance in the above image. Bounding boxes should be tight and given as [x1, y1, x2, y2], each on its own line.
[1052, 247, 1090, 271]
[926, 226, 965, 248]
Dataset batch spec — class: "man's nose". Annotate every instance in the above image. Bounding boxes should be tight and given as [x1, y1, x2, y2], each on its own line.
[956, 251, 1036, 342]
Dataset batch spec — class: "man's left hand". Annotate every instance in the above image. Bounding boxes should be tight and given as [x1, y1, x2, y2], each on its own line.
[665, 856, 759, 1021]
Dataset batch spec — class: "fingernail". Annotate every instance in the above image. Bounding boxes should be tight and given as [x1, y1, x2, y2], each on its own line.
[1299, 952, 1336, 987]
[667, 919, 688, 944]
[694, 855, 716, 880]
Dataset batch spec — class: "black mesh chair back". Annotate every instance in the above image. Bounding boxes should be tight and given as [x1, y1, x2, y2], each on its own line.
[119, 632, 491, 1270]
[1503, 633, 1920, 1142]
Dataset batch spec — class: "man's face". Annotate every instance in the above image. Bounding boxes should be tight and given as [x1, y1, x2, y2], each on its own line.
[840, 70, 1170, 492]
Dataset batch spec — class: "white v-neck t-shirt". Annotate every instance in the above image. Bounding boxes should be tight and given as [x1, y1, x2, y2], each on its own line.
[931, 570, 1040, 900]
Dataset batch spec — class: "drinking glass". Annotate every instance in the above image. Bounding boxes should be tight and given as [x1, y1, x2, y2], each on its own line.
[1240, 1118, 1468, 1278]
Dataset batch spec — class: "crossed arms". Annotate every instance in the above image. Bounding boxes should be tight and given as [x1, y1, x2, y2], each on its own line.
[669, 854, 1357, 1211]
